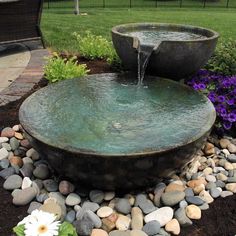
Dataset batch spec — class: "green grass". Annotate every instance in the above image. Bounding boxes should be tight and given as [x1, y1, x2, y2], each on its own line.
[41, 7, 236, 53]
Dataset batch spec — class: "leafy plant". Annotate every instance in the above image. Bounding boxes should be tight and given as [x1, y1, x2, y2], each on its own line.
[58, 222, 77, 236]
[205, 39, 236, 76]
[186, 70, 236, 135]
[44, 53, 89, 83]
[73, 31, 120, 65]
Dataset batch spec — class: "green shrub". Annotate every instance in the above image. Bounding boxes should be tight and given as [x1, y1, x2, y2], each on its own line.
[44, 53, 89, 83]
[205, 39, 236, 76]
[73, 31, 119, 65]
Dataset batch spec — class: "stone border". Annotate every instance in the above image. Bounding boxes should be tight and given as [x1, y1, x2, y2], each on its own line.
[0, 40, 49, 128]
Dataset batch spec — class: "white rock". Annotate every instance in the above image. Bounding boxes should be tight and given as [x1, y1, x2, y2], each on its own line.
[0, 147, 9, 160]
[0, 137, 9, 143]
[12, 125, 20, 132]
[97, 206, 113, 218]
[65, 193, 81, 206]
[144, 207, 173, 226]
[21, 177, 32, 189]
[115, 215, 131, 230]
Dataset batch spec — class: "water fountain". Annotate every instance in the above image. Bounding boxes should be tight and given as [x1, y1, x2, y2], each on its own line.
[19, 23, 218, 190]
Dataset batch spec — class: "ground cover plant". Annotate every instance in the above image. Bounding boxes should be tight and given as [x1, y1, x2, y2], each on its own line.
[44, 53, 89, 83]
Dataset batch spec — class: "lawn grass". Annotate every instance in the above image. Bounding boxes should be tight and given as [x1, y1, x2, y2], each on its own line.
[41, 7, 236, 53]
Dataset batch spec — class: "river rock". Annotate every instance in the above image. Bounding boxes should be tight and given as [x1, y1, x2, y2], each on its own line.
[82, 201, 100, 212]
[43, 179, 58, 192]
[65, 210, 76, 223]
[10, 137, 19, 151]
[84, 210, 102, 228]
[0, 158, 9, 169]
[131, 207, 143, 230]
[2, 142, 11, 151]
[21, 177, 32, 189]
[0, 167, 15, 178]
[216, 173, 228, 181]
[142, 220, 160, 235]
[165, 219, 180, 235]
[225, 183, 236, 193]
[109, 230, 131, 236]
[185, 196, 205, 206]
[193, 184, 205, 194]
[185, 205, 201, 220]
[228, 143, 236, 153]
[153, 183, 166, 207]
[13, 187, 37, 205]
[210, 188, 221, 198]
[199, 190, 214, 204]
[104, 192, 115, 201]
[174, 207, 192, 227]
[115, 198, 131, 214]
[73, 218, 94, 236]
[0, 147, 9, 160]
[0, 137, 9, 143]
[58, 180, 75, 195]
[130, 230, 148, 236]
[184, 188, 194, 197]
[221, 191, 233, 198]
[206, 175, 216, 183]
[90, 190, 105, 204]
[187, 177, 207, 188]
[227, 154, 236, 163]
[102, 218, 116, 232]
[165, 183, 185, 192]
[116, 215, 131, 230]
[219, 138, 231, 149]
[1, 127, 15, 138]
[161, 191, 185, 206]
[9, 156, 23, 167]
[91, 229, 109, 236]
[3, 174, 22, 190]
[135, 194, 156, 214]
[26, 148, 39, 160]
[179, 200, 188, 208]
[66, 193, 81, 206]
[198, 203, 209, 210]
[27, 201, 42, 214]
[33, 164, 50, 179]
[97, 206, 113, 218]
[144, 207, 173, 226]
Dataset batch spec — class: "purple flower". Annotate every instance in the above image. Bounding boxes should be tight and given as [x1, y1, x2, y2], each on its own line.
[208, 92, 216, 102]
[198, 83, 206, 90]
[223, 121, 232, 130]
[228, 113, 236, 122]
[217, 95, 226, 103]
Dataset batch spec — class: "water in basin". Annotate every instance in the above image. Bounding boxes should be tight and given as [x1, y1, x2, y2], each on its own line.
[20, 73, 215, 156]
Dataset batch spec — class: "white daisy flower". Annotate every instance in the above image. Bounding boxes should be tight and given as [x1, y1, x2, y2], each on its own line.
[18, 210, 60, 236]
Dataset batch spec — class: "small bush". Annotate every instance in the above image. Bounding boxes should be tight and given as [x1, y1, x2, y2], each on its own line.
[73, 31, 119, 65]
[205, 39, 236, 76]
[44, 53, 89, 83]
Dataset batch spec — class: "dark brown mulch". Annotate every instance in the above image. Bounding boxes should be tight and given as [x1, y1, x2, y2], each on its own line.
[1, 58, 236, 236]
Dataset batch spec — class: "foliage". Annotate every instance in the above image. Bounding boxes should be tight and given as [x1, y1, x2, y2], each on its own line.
[13, 221, 77, 236]
[73, 31, 119, 65]
[205, 39, 236, 76]
[44, 53, 89, 83]
[186, 70, 236, 135]
[58, 222, 78, 236]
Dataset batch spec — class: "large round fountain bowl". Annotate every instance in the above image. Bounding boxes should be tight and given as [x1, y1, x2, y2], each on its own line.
[112, 23, 219, 80]
[19, 74, 216, 190]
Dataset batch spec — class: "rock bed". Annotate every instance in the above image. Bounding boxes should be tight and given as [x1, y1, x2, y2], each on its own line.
[1, 125, 236, 236]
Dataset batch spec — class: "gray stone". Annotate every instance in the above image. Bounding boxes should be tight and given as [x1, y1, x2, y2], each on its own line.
[33, 179, 43, 190]
[13, 187, 37, 205]
[43, 179, 58, 192]
[33, 164, 50, 180]
[0, 147, 9, 160]
[0, 159, 9, 169]
[206, 175, 216, 183]
[198, 203, 209, 210]
[184, 188, 194, 197]
[36, 193, 48, 203]
[174, 207, 192, 227]
[161, 191, 185, 206]
[153, 183, 166, 207]
[73, 218, 94, 236]
[210, 188, 221, 198]
[26, 148, 40, 160]
[227, 177, 236, 183]
[48, 192, 66, 206]
[142, 220, 160, 235]
[0, 167, 15, 178]
[215, 180, 225, 188]
[115, 198, 132, 214]
[83, 210, 102, 228]
[179, 200, 188, 208]
[185, 196, 205, 206]
[221, 191, 233, 198]
[3, 174, 22, 190]
[227, 154, 236, 163]
[1, 143, 11, 151]
[65, 210, 76, 223]
[22, 157, 33, 165]
[10, 137, 19, 151]
[19, 163, 34, 178]
[205, 182, 216, 190]
[89, 190, 104, 204]
[66, 193, 81, 206]
[27, 201, 42, 214]
[82, 201, 100, 212]
[135, 194, 156, 214]
[159, 228, 171, 236]
[59, 180, 75, 195]
[109, 230, 131, 236]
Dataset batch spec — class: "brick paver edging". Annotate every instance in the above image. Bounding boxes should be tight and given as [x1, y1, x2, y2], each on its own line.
[0, 41, 49, 128]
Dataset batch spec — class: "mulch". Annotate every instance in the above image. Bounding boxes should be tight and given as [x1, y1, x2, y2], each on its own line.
[0, 58, 236, 236]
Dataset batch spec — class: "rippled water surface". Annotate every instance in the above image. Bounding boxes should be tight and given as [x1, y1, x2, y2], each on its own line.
[127, 31, 207, 45]
[20, 74, 215, 155]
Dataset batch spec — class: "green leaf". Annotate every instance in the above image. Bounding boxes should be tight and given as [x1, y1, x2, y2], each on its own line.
[13, 224, 25, 236]
[58, 222, 78, 236]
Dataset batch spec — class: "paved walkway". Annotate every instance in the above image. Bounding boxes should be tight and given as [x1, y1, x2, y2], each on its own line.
[0, 44, 31, 92]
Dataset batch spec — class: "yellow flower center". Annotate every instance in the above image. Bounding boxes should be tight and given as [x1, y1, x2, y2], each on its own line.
[38, 225, 48, 234]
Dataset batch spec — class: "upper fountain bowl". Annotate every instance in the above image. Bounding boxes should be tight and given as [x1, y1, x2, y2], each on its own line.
[112, 23, 219, 80]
